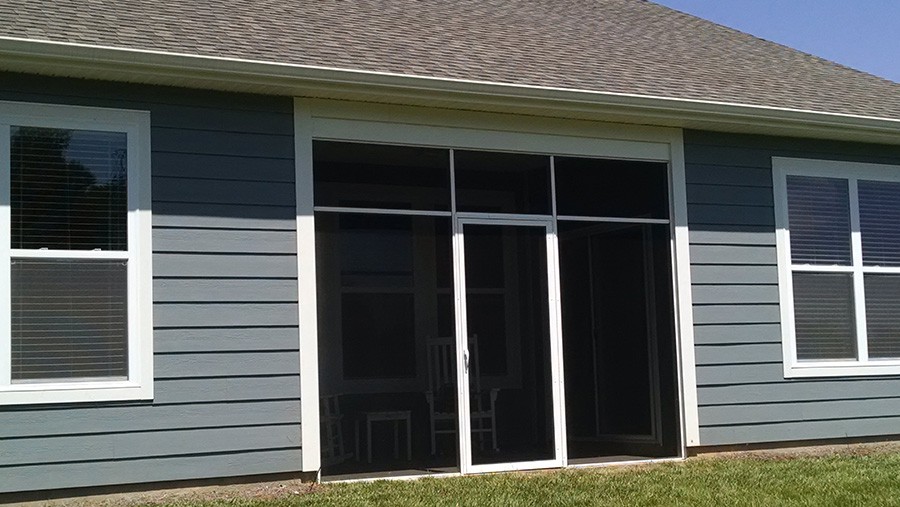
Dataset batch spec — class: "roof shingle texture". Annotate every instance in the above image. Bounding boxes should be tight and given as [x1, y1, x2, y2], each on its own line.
[1, 0, 898, 120]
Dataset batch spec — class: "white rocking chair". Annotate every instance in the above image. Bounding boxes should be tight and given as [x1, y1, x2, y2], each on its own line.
[320, 395, 353, 466]
[425, 335, 499, 455]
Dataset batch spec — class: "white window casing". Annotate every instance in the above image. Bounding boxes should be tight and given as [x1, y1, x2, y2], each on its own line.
[774, 157, 900, 378]
[0, 101, 152, 404]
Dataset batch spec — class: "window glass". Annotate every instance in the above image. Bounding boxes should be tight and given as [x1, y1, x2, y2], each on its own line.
[11, 127, 127, 251]
[864, 274, 900, 359]
[11, 259, 128, 381]
[859, 180, 900, 267]
[454, 150, 551, 214]
[792, 272, 856, 361]
[786, 176, 852, 265]
[336, 213, 417, 378]
[554, 157, 669, 218]
[313, 141, 451, 211]
[338, 213, 414, 290]
[315, 213, 454, 379]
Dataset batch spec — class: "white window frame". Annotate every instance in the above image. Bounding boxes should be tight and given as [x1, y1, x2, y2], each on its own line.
[0, 101, 153, 404]
[774, 156, 900, 378]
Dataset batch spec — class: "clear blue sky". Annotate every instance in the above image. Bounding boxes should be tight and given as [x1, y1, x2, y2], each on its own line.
[652, 0, 900, 83]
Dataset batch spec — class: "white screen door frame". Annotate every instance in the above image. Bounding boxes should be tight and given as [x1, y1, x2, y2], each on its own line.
[452, 215, 567, 474]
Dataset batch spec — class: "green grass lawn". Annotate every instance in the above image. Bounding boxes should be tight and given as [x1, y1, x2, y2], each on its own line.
[159, 452, 900, 507]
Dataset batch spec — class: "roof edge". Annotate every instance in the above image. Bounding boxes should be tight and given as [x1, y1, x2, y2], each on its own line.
[1, 36, 899, 145]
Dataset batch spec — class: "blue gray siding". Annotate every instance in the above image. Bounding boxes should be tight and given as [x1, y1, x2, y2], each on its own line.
[686, 130, 900, 446]
[0, 74, 301, 493]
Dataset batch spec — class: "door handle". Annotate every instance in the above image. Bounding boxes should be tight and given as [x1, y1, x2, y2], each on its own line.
[464, 349, 470, 373]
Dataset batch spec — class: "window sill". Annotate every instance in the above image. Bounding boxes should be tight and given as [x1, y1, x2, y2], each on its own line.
[0, 380, 153, 405]
[784, 361, 900, 378]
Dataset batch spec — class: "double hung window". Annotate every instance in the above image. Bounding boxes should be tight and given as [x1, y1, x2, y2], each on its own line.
[774, 157, 900, 377]
[0, 102, 152, 404]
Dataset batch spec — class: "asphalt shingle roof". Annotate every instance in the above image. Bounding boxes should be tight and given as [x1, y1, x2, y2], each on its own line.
[1, 0, 898, 120]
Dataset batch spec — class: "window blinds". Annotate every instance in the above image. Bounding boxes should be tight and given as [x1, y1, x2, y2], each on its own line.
[859, 180, 900, 267]
[792, 272, 857, 361]
[786, 175, 852, 265]
[10, 127, 127, 251]
[11, 259, 128, 381]
[9, 126, 130, 382]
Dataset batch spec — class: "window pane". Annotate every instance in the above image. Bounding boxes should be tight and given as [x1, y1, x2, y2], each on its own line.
[555, 157, 669, 219]
[792, 272, 856, 361]
[11, 127, 127, 251]
[864, 274, 900, 359]
[859, 180, 900, 267]
[313, 141, 451, 211]
[454, 150, 551, 214]
[341, 293, 416, 378]
[11, 259, 128, 381]
[315, 212, 454, 379]
[786, 176, 851, 265]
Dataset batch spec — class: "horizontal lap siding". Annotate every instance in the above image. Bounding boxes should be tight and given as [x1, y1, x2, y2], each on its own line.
[685, 130, 900, 446]
[0, 73, 301, 493]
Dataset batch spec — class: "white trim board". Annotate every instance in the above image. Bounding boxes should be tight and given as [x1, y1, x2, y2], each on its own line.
[306, 99, 674, 162]
[2, 37, 899, 146]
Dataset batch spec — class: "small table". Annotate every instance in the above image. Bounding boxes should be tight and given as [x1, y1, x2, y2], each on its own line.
[355, 410, 412, 464]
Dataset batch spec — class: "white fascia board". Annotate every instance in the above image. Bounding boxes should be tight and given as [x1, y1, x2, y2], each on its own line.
[1, 36, 900, 145]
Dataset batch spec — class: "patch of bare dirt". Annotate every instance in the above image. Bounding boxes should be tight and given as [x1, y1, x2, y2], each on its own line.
[7, 478, 323, 507]
[695, 440, 900, 461]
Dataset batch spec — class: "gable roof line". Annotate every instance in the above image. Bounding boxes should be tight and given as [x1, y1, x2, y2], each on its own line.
[1, 36, 899, 144]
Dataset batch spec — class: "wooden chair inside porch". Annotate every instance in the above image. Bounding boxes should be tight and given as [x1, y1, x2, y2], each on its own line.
[425, 335, 499, 455]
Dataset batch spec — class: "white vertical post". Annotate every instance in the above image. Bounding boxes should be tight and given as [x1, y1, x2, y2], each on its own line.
[0, 124, 11, 388]
[546, 219, 568, 465]
[669, 130, 700, 449]
[295, 99, 322, 473]
[450, 149, 474, 474]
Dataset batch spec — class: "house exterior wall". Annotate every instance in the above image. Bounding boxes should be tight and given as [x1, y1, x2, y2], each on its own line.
[5, 69, 900, 493]
[0, 73, 303, 494]
[685, 129, 900, 446]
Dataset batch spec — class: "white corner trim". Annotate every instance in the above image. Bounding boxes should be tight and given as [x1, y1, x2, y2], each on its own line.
[295, 99, 322, 472]
[1, 36, 899, 145]
[0, 101, 153, 405]
[669, 131, 700, 448]
[773, 156, 900, 379]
